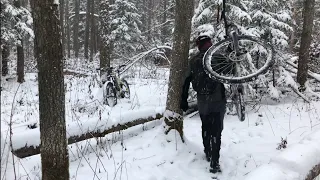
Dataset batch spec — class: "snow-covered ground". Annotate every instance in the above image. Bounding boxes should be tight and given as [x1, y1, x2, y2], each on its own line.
[1, 71, 320, 180]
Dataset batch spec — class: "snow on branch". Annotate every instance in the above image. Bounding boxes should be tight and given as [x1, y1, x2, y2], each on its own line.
[119, 45, 172, 75]
[163, 110, 183, 122]
[53, 0, 59, 5]
[69, 11, 99, 19]
[252, 10, 292, 31]
[229, 3, 252, 23]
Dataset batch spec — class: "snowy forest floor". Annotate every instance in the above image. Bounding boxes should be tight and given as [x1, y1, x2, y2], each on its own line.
[1, 71, 320, 180]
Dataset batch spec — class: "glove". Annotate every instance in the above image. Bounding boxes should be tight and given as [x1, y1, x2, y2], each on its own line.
[180, 100, 189, 112]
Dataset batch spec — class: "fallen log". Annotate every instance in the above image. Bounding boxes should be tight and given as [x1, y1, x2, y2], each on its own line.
[285, 61, 320, 82]
[63, 69, 90, 77]
[12, 113, 163, 158]
[305, 163, 320, 180]
[12, 104, 198, 158]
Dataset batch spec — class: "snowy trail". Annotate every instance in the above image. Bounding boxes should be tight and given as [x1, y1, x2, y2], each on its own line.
[3, 102, 320, 180]
[2, 73, 320, 179]
[67, 107, 320, 180]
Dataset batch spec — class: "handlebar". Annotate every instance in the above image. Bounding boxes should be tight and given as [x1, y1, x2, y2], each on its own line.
[97, 64, 127, 76]
[96, 64, 126, 71]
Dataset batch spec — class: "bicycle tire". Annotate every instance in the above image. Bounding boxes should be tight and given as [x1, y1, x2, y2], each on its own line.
[105, 83, 117, 107]
[203, 35, 274, 84]
[120, 79, 130, 99]
[235, 93, 245, 122]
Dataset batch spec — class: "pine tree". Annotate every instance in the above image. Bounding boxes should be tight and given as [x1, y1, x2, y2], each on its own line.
[192, 0, 220, 39]
[192, 0, 293, 49]
[192, 0, 251, 43]
[14, 0, 25, 83]
[0, 0, 33, 45]
[99, 0, 111, 70]
[109, 0, 143, 56]
[1, 0, 33, 77]
[133, 0, 175, 47]
[159, 0, 175, 44]
[248, 0, 293, 50]
[73, 0, 80, 58]
[84, 0, 90, 59]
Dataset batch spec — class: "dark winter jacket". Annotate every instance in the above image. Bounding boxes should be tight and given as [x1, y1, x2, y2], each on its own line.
[181, 51, 227, 115]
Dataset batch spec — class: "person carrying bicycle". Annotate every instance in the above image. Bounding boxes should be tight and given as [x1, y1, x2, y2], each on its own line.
[180, 35, 227, 174]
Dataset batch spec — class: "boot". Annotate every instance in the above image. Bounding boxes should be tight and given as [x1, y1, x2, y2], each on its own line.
[210, 161, 221, 173]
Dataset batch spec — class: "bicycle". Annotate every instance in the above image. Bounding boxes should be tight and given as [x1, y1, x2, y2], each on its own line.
[202, 0, 275, 121]
[100, 65, 130, 107]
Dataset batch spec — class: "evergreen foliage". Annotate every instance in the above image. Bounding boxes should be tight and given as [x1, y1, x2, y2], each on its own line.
[0, 0, 33, 46]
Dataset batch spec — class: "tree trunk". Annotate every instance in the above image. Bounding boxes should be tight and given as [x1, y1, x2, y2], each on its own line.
[94, 0, 98, 54]
[66, 0, 71, 58]
[73, 0, 80, 58]
[89, 0, 94, 61]
[14, 0, 25, 83]
[164, 0, 194, 141]
[290, 5, 296, 53]
[24, 37, 31, 64]
[60, 0, 65, 57]
[2, 44, 9, 76]
[297, 0, 316, 88]
[89, 0, 95, 61]
[17, 39, 25, 83]
[95, 25, 99, 54]
[140, 0, 146, 32]
[161, 0, 168, 43]
[0, 45, 2, 80]
[147, 0, 153, 41]
[21, 0, 27, 7]
[99, 0, 111, 71]
[84, 0, 90, 59]
[30, 0, 69, 179]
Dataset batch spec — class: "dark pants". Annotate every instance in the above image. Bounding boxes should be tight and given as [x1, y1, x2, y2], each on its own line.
[200, 112, 224, 168]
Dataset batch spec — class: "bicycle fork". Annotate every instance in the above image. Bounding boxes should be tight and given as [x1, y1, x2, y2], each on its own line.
[230, 31, 244, 96]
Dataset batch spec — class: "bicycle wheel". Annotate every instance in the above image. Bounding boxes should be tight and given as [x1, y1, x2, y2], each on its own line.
[120, 79, 130, 98]
[105, 83, 117, 107]
[203, 35, 274, 84]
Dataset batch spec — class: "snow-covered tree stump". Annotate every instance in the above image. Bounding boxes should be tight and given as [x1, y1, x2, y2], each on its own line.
[163, 111, 184, 143]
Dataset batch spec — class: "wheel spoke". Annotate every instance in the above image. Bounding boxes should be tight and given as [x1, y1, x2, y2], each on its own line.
[213, 63, 233, 74]
[225, 62, 235, 78]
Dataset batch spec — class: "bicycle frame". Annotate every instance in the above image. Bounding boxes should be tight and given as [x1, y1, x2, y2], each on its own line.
[220, 0, 245, 121]
[102, 65, 129, 97]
